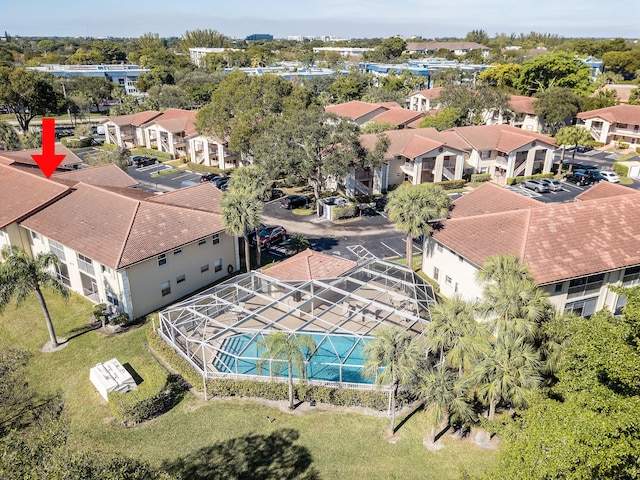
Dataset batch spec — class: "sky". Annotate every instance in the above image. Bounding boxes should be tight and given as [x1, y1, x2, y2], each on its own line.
[1, 0, 638, 40]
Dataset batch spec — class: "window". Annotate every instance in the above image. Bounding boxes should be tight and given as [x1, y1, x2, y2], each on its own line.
[479, 167, 488, 174]
[30, 230, 41, 241]
[454, 282, 459, 293]
[77, 253, 94, 275]
[107, 293, 119, 307]
[445, 275, 452, 286]
[436, 243, 443, 253]
[481, 150, 490, 159]
[214, 259, 222, 272]
[176, 274, 185, 284]
[56, 263, 71, 287]
[49, 240, 66, 262]
[212, 234, 220, 245]
[198, 238, 206, 246]
[554, 283, 563, 294]
[433, 267, 439, 281]
[158, 253, 167, 267]
[201, 264, 209, 273]
[623, 266, 640, 286]
[568, 273, 605, 299]
[173, 247, 182, 255]
[565, 297, 598, 317]
[161, 281, 171, 296]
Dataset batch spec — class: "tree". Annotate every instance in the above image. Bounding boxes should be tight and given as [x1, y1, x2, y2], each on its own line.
[437, 84, 511, 126]
[287, 234, 309, 255]
[360, 120, 398, 134]
[386, 183, 450, 268]
[417, 108, 463, 131]
[426, 295, 486, 377]
[21, 131, 41, 149]
[228, 166, 270, 266]
[329, 71, 372, 102]
[629, 88, 640, 106]
[533, 86, 582, 133]
[582, 88, 619, 112]
[135, 32, 165, 51]
[256, 332, 316, 410]
[0, 247, 69, 347]
[477, 63, 522, 91]
[221, 190, 263, 273]
[362, 326, 425, 434]
[0, 67, 60, 132]
[602, 50, 640, 80]
[470, 332, 542, 420]
[418, 363, 474, 445]
[65, 76, 113, 113]
[553, 125, 593, 173]
[0, 120, 20, 150]
[179, 29, 227, 52]
[465, 29, 490, 45]
[517, 52, 592, 95]
[85, 144, 131, 171]
[377, 36, 407, 61]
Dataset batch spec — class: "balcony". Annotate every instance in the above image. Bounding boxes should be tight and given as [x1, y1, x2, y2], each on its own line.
[495, 156, 508, 168]
[401, 162, 415, 177]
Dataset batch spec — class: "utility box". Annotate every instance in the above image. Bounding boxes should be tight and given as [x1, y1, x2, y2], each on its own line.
[90, 358, 137, 401]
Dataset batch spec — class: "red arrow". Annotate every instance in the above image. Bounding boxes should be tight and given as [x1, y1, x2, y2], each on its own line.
[31, 118, 66, 179]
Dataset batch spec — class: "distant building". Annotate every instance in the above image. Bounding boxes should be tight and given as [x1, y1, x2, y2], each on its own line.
[27, 64, 149, 95]
[246, 34, 273, 41]
[405, 42, 490, 58]
[313, 46, 374, 57]
[188, 47, 240, 67]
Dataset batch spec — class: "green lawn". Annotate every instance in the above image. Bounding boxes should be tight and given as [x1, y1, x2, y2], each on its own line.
[0, 291, 499, 479]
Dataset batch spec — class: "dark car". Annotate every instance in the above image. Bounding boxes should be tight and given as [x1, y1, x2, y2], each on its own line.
[564, 172, 593, 186]
[268, 188, 284, 201]
[200, 173, 220, 182]
[132, 156, 157, 168]
[210, 176, 229, 188]
[575, 169, 605, 183]
[257, 225, 287, 247]
[279, 195, 309, 209]
[576, 145, 594, 153]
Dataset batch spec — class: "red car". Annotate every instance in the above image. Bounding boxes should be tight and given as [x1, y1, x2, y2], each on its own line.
[257, 225, 287, 247]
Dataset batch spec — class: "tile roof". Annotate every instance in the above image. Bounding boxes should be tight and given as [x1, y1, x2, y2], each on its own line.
[0, 144, 82, 171]
[599, 84, 638, 104]
[21, 182, 226, 269]
[450, 124, 556, 152]
[577, 104, 640, 125]
[0, 164, 70, 229]
[143, 109, 198, 136]
[370, 108, 425, 127]
[325, 101, 389, 121]
[450, 183, 541, 218]
[262, 249, 357, 281]
[412, 87, 445, 100]
[52, 164, 138, 188]
[575, 181, 636, 202]
[508, 95, 536, 115]
[433, 185, 640, 285]
[147, 182, 224, 214]
[402, 135, 444, 158]
[104, 110, 162, 127]
[359, 128, 469, 159]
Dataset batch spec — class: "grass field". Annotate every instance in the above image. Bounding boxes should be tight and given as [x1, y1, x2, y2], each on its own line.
[0, 291, 499, 479]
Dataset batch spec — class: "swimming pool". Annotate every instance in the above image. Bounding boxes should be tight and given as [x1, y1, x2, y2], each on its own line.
[213, 333, 375, 385]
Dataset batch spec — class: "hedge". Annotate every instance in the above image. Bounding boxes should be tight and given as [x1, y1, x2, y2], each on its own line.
[186, 162, 230, 175]
[109, 374, 189, 426]
[435, 179, 465, 190]
[470, 173, 491, 183]
[331, 203, 358, 220]
[60, 136, 93, 148]
[131, 147, 173, 160]
[506, 172, 554, 186]
[613, 162, 629, 177]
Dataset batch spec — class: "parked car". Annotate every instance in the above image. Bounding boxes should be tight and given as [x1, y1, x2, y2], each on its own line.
[132, 156, 157, 167]
[210, 176, 229, 188]
[280, 195, 309, 209]
[599, 171, 620, 183]
[257, 225, 287, 247]
[576, 145, 594, 153]
[564, 172, 593, 186]
[540, 178, 563, 192]
[575, 169, 605, 183]
[200, 173, 220, 182]
[521, 179, 550, 193]
[268, 188, 284, 201]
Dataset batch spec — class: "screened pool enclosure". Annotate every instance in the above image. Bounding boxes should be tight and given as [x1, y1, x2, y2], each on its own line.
[158, 259, 435, 390]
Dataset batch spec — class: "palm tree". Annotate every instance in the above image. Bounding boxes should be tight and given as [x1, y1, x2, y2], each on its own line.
[386, 183, 450, 268]
[228, 166, 270, 267]
[362, 326, 426, 434]
[426, 295, 487, 378]
[0, 247, 69, 347]
[256, 332, 316, 410]
[554, 126, 593, 174]
[418, 363, 475, 445]
[469, 332, 542, 420]
[476, 254, 533, 286]
[221, 190, 263, 273]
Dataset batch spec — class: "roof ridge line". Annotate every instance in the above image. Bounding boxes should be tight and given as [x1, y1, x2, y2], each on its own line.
[116, 199, 141, 270]
[519, 209, 532, 260]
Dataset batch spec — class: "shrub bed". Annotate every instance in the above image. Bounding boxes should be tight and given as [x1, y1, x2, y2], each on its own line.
[506, 172, 554, 185]
[470, 173, 491, 183]
[131, 147, 173, 160]
[331, 204, 358, 221]
[435, 179, 465, 190]
[60, 136, 93, 148]
[613, 162, 629, 177]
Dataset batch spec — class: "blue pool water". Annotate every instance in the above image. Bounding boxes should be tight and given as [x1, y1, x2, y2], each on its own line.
[213, 333, 374, 384]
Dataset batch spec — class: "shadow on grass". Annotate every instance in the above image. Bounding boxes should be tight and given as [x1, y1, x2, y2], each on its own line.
[162, 428, 320, 480]
[393, 402, 424, 434]
[64, 321, 101, 342]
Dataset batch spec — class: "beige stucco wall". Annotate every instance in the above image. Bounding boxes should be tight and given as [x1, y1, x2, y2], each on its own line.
[123, 233, 236, 318]
[0, 224, 33, 257]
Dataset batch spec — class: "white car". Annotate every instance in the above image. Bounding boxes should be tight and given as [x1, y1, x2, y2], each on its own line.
[599, 171, 620, 183]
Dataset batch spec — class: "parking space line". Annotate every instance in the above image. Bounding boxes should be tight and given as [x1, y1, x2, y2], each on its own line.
[172, 172, 196, 180]
[380, 242, 402, 257]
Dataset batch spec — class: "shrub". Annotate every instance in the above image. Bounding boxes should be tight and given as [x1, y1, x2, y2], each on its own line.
[331, 203, 358, 220]
[435, 179, 466, 190]
[92, 303, 107, 321]
[186, 162, 228, 174]
[613, 162, 629, 177]
[470, 173, 491, 183]
[110, 312, 130, 326]
[636, 147, 640, 154]
[60, 136, 92, 148]
[146, 328, 203, 388]
[131, 147, 173, 160]
[618, 142, 630, 149]
[109, 374, 189, 426]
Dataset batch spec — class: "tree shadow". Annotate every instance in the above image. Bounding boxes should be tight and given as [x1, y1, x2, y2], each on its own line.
[393, 402, 424, 434]
[162, 428, 320, 480]
[64, 321, 101, 342]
